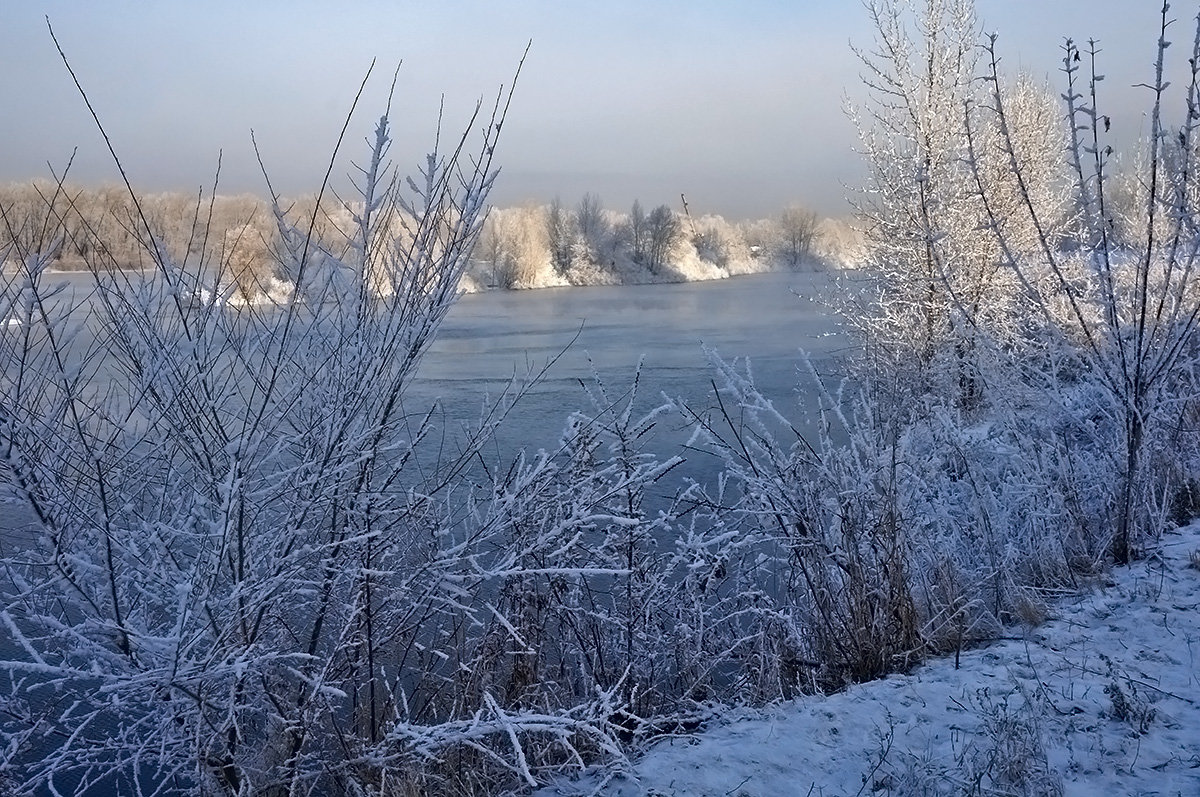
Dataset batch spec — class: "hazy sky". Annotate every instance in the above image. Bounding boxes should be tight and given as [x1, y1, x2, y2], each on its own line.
[0, 1, 1179, 219]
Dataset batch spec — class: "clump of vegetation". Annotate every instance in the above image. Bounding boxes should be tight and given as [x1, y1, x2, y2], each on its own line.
[1100, 654, 1158, 735]
[872, 688, 1064, 796]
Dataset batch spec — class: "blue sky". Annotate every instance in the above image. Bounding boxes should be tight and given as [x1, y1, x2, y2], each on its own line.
[0, 1, 1177, 219]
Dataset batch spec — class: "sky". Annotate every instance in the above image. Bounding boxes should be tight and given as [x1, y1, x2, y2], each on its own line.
[0, 1, 1180, 220]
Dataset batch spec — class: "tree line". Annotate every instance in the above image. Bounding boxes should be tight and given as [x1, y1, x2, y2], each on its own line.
[0, 180, 837, 297]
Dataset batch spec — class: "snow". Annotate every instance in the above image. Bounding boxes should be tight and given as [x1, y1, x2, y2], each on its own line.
[541, 524, 1200, 796]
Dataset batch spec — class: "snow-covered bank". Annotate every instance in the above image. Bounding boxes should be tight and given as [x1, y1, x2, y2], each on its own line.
[459, 252, 797, 294]
[543, 524, 1200, 796]
[461, 206, 862, 292]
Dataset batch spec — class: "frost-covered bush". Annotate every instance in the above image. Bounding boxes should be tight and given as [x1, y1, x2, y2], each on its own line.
[673, 0, 1200, 703]
[969, 20, 1200, 562]
[679, 342, 1121, 694]
[845, 0, 1200, 570]
[0, 53, 660, 793]
[688, 214, 742, 270]
[0, 69, 794, 790]
[675, 355, 922, 693]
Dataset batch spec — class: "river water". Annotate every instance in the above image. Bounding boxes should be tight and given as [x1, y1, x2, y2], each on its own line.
[1, 268, 850, 541]
[415, 270, 848, 452]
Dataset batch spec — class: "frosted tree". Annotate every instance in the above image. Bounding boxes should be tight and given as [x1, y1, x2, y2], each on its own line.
[850, 0, 988, 404]
[775, 204, 821, 269]
[473, 211, 506, 287]
[0, 178, 88, 268]
[494, 203, 552, 288]
[627, 199, 649, 265]
[545, 195, 576, 275]
[851, 0, 1075, 414]
[220, 219, 275, 304]
[964, 10, 1200, 562]
[645, 204, 683, 273]
[574, 192, 609, 264]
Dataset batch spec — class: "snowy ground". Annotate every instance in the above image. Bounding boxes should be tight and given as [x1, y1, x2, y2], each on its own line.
[541, 525, 1200, 796]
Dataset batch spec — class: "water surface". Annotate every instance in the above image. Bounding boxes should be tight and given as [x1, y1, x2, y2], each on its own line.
[1, 269, 850, 538]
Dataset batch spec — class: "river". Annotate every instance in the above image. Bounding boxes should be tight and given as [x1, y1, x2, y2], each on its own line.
[1, 268, 850, 542]
[415, 269, 848, 450]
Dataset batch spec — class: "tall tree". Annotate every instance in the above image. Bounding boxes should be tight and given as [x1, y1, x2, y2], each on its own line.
[775, 205, 820, 269]
[545, 196, 576, 275]
[645, 204, 682, 273]
[629, 199, 648, 265]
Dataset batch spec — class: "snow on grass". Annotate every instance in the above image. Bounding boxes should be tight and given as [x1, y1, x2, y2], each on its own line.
[541, 524, 1200, 796]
